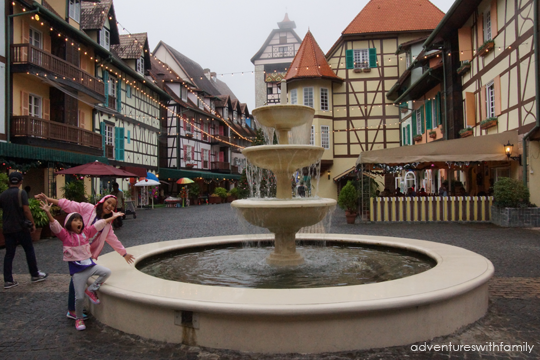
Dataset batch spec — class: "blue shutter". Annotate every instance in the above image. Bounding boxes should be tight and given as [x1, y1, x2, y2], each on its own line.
[115, 127, 125, 161]
[426, 100, 432, 130]
[126, 84, 131, 98]
[406, 125, 411, 145]
[369, 48, 377, 68]
[116, 80, 122, 112]
[346, 49, 354, 69]
[412, 110, 417, 137]
[100, 122, 106, 155]
[127, 130, 131, 144]
[420, 105, 425, 134]
[103, 71, 109, 107]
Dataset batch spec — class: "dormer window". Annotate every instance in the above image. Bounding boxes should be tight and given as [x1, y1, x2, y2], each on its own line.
[223, 107, 229, 120]
[241, 115, 246, 127]
[233, 111, 238, 123]
[136, 57, 145, 75]
[69, 0, 81, 23]
[198, 96, 205, 110]
[99, 28, 110, 51]
[181, 87, 187, 102]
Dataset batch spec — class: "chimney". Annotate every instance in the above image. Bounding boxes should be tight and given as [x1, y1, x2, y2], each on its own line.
[210, 72, 217, 82]
[203, 68, 211, 80]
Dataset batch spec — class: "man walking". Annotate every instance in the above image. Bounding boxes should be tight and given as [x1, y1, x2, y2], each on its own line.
[0, 172, 47, 289]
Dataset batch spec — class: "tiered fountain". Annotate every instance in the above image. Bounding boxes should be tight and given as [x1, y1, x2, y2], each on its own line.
[91, 104, 494, 354]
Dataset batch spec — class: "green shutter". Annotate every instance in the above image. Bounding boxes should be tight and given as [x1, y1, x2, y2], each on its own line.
[420, 105, 425, 134]
[100, 122, 106, 156]
[127, 130, 131, 144]
[103, 71, 109, 107]
[412, 110, 417, 137]
[116, 80, 122, 112]
[369, 48, 377, 68]
[126, 84, 131, 98]
[435, 92, 441, 126]
[402, 127, 406, 145]
[406, 125, 411, 145]
[425, 100, 432, 130]
[115, 127, 125, 161]
[346, 49, 354, 69]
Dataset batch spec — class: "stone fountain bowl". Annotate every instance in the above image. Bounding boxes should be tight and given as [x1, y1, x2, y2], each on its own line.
[231, 198, 337, 232]
[252, 104, 315, 130]
[242, 145, 324, 174]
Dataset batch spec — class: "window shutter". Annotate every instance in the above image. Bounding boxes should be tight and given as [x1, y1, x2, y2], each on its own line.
[191, 146, 194, 162]
[477, 13, 484, 45]
[219, 151, 224, 162]
[183, 145, 187, 161]
[21, 91, 29, 115]
[425, 100, 432, 130]
[406, 125, 411, 145]
[100, 122, 105, 153]
[345, 49, 354, 69]
[219, 125, 224, 136]
[435, 92, 441, 126]
[494, 76, 501, 116]
[490, 0, 498, 38]
[412, 110, 417, 137]
[103, 71, 109, 107]
[116, 80, 122, 112]
[119, 128, 125, 160]
[126, 85, 131, 98]
[420, 106, 425, 134]
[127, 130, 131, 144]
[480, 86, 487, 120]
[402, 127, 407, 145]
[41, 98, 50, 120]
[465, 92, 476, 126]
[458, 27, 473, 61]
[368, 48, 377, 68]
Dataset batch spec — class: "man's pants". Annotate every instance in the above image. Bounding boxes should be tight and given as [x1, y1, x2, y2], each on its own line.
[3, 231, 39, 282]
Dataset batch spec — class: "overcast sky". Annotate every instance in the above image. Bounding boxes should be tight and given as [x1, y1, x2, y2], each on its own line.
[113, 0, 455, 110]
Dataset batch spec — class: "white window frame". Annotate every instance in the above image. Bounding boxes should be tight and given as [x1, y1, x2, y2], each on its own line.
[241, 114, 246, 127]
[109, 77, 117, 98]
[100, 28, 110, 51]
[223, 107, 229, 120]
[416, 108, 422, 135]
[320, 125, 330, 149]
[198, 96, 204, 110]
[406, 50, 412, 68]
[186, 145, 193, 162]
[310, 125, 315, 145]
[233, 110, 238, 123]
[320, 88, 329, 111]
[136, 57, 145, 75]
[432, 99, 438, 129]
[484, 10, 492, 41]
[290, 89, 297, 104]
[486, 81, 495, 118]
[29, 28, 42, 48]
[181, 87, 187, 102]
[303, 87, 314, 108]
[203, 149, 209, 169]
[68, 0, 81, 23]
[104, 124, 114, 146]
[29, 94, 42, 118]
[126, 84, 131, 98]
[353, 49, 369, 69]
[185, 119, 192, 133]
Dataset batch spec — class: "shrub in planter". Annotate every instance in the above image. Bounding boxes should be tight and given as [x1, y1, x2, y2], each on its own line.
[493, 177, 530, 208]
[214, 187, 228, 200]
[229, 187, 239, 199]
[29, 199, 49, 242]
[480, 117, 498, 130]
[209, 194, 221, 204]
[338, 181, 358, 224]
[479, 40, 495, 56]
[459, 127, 473, 137]
[62, 179, 87, 203]
[429, 130, 437, 139]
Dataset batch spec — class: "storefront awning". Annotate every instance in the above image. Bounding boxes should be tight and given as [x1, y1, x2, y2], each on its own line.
[333, 167, 355, 181]
[0, 142, 109, 165]
[159, 168, 241, 180]
[357, 130, 519, 166]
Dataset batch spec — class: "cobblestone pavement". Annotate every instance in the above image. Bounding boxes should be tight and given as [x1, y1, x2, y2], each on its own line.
[2, 204, 540, 359]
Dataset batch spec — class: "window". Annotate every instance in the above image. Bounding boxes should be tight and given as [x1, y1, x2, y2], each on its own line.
[126, 84, 131, 98]
[29, 28, 42, 48]
[99, 28, 110, 51]
[320, 125, 330, 149]
[277, 46, 287, 57]
[353, 49, 369, 69]
[181, 87, 187, 101]
[267, 86, 273, 95]
[185, 119, 192, 133]
[198, 96, 204, 110]
[310, 125, 314, 145]
[109, 78, 117, 99]
[233, 111, 238, 123]
[303, 87, 314, 108]
[223, 107, 229, 120]
[484, 10, 492, 41]
[136, 57, 145, 75]
[203, 122, 208, 141]
[290, 89, 297, 104]
[406, 50, 411, 68]
[320, 88, 329, 111]
[104, 124, 114, 146]
[486, 81, 495, 118]
[29, 94, 41, 117]
[69, 0, 81, 23]
[186, 145, 193, 162]
[203, 149, 209, 169]
[416, 108, 422, 135]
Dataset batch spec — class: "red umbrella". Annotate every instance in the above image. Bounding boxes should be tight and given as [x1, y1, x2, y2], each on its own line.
[55, 160, 139, 178]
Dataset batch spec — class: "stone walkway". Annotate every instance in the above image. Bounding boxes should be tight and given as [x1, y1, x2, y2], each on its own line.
[1, 204, 540, 359]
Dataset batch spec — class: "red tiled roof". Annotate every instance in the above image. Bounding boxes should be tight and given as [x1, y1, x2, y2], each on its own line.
[343, 0, 445, 35]
[285, 30, 342, 82]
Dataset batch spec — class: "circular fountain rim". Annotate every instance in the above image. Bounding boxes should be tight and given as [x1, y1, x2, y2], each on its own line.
[232, 198, 337, 208]
[241, 144, 325, 152]
[96, 233, 493, 316]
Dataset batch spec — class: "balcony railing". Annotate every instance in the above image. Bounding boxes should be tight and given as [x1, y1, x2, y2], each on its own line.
[107, 96, 117, 111]
[105, 144, 114, 159]
[11, 44, 105, 96]
[11, 116, 102, 149]
[212, 135, 230, 143]
[211, 161, 230, 171]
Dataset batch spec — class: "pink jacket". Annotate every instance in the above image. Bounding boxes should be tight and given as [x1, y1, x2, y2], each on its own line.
[50, 217, 107, 262]
[58, 198, 127, 259]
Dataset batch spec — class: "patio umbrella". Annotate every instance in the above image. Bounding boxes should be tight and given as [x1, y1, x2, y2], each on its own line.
[146, 172, 159, 182]
[55, 160, 138, 177]
[134, 179, 160, 209]
[176, 178, 194, 184]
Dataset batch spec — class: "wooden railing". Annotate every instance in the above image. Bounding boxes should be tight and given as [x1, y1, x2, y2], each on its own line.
[231, 165, 239, 174]
[107, 96, 117, 111]
[11, 44, 105, 96]
[105, 144, 114, 159]
[11, 116, 102, 149]
[211, 161, 230, 171]
[211, 135, 230, 143]
[369, 196, 494, 222]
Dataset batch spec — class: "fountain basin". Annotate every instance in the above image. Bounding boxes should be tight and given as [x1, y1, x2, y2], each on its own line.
[90, 234, 493, 354]
[252, 104, 315, 131]
[242, 145, 324, 174]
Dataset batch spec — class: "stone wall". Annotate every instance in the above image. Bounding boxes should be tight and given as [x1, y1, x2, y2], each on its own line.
[491, 206, 540, 227]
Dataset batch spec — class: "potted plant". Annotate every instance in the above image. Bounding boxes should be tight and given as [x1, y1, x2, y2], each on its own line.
[480, 117, 498, 130]
[186, 163, 196, 169]
[413, 134, 423, 142]
[40, 205, 66, 238]
[478, 40, 495, 56]
[491, 177, 539, 227]
[459, 127, 473, 138]
[214, 187, 228, 203]
[338, 181, 358, 224]
[28, 198, 49, 242]
[188, 183, 200, 205]
[61, 179, 87, 202]
[456, 61, 471, 76]
[229, 187, 239, 201]
[209, 193, 221, 204]
[429, 130, 437, 139]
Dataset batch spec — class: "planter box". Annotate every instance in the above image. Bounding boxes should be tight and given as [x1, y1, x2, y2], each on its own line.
[226, 196, 235, 203]
[480, 119, 497, 130]
[186, 164, 196, 169]
[479, 42, 495, 57]
[209, 196, 221, 204]
[460, 130, 473, 138]
[491, 206, 540, 227]
[429, 132, 437, 139]
[185, 133, 193, 138]
[413, 135, 423, 142]
[353, 68, 371, 73]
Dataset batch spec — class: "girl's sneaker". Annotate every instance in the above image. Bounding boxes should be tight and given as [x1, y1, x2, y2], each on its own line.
[75, 319, 86, 331]
[85, 288, 100, 304]
[66, 310, 88, 320]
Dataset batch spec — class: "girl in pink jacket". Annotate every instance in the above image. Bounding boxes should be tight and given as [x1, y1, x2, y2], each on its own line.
[40, 201, 124, 331]
[35, 193, 134, 320]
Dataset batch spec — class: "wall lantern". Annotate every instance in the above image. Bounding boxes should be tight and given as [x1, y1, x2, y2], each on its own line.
[504, 141, 521, 165]
[327, 170, 331, 180]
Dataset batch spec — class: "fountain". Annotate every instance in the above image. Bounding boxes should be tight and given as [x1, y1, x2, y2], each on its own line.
[90, 104, 494, 354]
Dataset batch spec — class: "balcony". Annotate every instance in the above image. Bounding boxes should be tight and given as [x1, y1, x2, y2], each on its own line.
[11, 44, 105, 99]
[11, 116, 102, 149]
[105, 144, 114, 159]
[210, 135, 230, 144]
[211, 161, 230, 172]
[107, 96, 117, 111]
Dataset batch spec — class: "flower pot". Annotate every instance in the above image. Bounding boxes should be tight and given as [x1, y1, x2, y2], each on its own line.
[346, 213, 357, 224]
[209, 196, 221, 204]
[429, 132, 437, 139]
[413, 135, 423, 142]
[480, 119, 497, 130]
[362, 68, 371, 73]
[460, 130, 473, 138]
[186, 164, 196, 169]
[31, 228, 43, 242]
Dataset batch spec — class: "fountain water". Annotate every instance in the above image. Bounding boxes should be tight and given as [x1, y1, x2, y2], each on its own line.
[90, 104, 494, 354]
